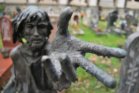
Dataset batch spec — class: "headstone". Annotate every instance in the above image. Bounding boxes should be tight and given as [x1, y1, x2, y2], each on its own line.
[89, 7, 99, 29]
[82, 7, 100, 32]
[117, 31, 139, 93]
[0, 16, 18, 49]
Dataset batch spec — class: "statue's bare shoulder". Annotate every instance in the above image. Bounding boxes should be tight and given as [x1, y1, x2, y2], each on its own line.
[10, 45, 22, 62]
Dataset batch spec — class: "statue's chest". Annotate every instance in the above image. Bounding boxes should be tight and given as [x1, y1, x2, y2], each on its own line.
[17, 55, 42, 74]
[23, 55, 42, 64]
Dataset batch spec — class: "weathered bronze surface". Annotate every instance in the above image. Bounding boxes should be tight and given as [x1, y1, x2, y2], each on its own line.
[3, 6, 126, 93]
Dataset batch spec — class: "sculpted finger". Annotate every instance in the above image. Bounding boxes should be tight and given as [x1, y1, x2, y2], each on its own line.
[78, 40, 127, 58]
[70, 55, 116, 88]
[60, 55, 77, 82]
[42, 56, 62, 82]
[57, 7, 73, 35]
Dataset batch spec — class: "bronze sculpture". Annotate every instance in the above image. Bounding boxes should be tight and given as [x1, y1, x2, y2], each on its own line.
[3, 6, 126, 93]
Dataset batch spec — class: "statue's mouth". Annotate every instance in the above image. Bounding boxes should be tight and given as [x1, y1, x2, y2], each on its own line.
[32, 38, 43, 43]
[32, 40, 41, 43]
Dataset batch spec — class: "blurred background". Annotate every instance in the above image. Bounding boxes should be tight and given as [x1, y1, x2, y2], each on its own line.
[0, 0, 139, 93]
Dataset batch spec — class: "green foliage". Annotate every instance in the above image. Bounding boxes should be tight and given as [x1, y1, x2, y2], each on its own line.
[98, 21, 107, 30]
[0, 34, 3, 48]
[0, 4, 5, 12]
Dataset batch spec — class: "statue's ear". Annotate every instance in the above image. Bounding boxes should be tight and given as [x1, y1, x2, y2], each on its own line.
[57, 7, 73, 35]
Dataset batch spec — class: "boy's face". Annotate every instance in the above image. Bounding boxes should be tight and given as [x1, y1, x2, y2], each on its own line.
[23, 19, 49, 49]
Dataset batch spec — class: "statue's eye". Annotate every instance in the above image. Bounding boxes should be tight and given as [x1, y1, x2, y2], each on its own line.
[26, 24, 34, 29]
[38, 24, 47, 29]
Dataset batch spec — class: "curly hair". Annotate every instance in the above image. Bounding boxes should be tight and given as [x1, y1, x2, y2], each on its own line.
[12, 6, 53, 43]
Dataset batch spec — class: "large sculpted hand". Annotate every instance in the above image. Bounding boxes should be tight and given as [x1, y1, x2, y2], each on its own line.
[42, 7, 127, 90]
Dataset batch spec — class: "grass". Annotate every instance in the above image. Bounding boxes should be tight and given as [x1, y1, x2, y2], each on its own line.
[65, 21, 126, 93]
[0, 34, 3, 48]
[76, 22, 125, 47]
[98, 20, 107, 31]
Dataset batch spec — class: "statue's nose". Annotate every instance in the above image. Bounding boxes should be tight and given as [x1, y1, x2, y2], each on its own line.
[33, 27, 39, 36]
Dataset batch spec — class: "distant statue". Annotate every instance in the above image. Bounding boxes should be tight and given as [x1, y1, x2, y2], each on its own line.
[106, 9, 119, 32]
[16, 6, 21, 14]
[3, 6, 126, 93]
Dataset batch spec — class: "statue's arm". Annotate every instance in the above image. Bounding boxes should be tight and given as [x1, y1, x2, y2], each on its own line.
[3, 73, 16, 93]
[3, 46, 21, 93]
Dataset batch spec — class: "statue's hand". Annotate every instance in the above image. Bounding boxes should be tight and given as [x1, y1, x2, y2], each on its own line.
[50, 7, 126, 89]
[41, 53, 77, 90]
[41, 51, 117, 89]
